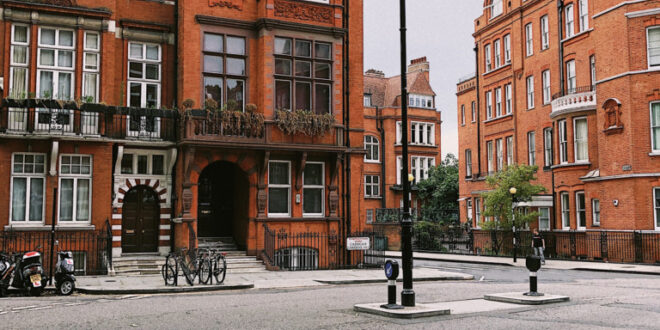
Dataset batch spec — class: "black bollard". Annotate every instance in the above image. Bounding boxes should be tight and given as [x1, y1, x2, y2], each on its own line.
[381, 260, 403, 309]
[523, 255, 544, 297]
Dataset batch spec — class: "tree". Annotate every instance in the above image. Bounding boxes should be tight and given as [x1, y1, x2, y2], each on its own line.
[481, 164, 547, 230]
[416, 153, 459, 224]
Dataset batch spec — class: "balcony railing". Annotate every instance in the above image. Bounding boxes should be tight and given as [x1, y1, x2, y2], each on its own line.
[0, 99, 177, 142]
[183, 110, 266, 143]
[550, 86, 597, 118]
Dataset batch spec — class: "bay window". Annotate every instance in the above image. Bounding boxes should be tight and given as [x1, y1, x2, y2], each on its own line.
[128, 42, 161, 137]
[10, 153, 46, 224]
[411, 156, 435, 183]
[566, 4, 575, 38]
[59, 155, 92, 223]
[203, 33, 246, 111]
[275, 37, 332, 114]
[9, 24, 30, 131]
[410, 122, 435, 146]
[574, 117, 588, 162]
[37, 27, 75, 132]
[268, 161, 291, 217]
[302, 162, 324, 217]
[576, 192, 586, 229]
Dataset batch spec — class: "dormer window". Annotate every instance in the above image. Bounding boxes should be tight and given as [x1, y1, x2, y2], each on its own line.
[491, 0, 503, 18]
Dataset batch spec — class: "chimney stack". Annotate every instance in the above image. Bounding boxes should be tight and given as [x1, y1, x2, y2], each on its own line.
[408, 56, 429, 73]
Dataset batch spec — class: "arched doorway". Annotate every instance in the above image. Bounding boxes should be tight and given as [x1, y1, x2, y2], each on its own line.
[122, 186, 160, 253]
[197, 162, 249, 248]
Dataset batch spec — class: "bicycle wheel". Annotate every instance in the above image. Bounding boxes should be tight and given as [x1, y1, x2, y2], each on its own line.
[180, 261, 196, 286]
[213, 255, 227, 284]
[162, 255, 176, 285]
[198, 259, 211, 284]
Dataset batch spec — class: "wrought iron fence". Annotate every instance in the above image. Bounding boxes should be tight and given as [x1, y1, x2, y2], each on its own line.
[416, 228, 660, 264]
[376, 208, 459, 223]
[262, 224, 386, 271]
[0, 222, 112, 276]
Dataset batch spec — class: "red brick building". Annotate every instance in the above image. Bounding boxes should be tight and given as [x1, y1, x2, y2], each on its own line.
[362, 57, 441, 249]
[458, 0, 660, 235]
[0, 0, 366, 270]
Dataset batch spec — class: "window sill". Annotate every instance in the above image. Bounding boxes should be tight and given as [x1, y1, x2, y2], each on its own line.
[483, 114, 513, 124]
[551, 162, 591, 169]
[364, 160, 381, 164]
[649, 152, 660, 157]
[561, 28, 593, 43]
[365, 196, 382, 200]
[482, 63, 511, 77]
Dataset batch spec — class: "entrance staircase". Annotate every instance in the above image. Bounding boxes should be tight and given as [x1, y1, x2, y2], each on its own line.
[112, 237, 266, 276]
[198, 237, 267, 274]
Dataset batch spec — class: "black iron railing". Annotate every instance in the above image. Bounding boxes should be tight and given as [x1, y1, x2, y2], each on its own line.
[0, 225, 111, 275]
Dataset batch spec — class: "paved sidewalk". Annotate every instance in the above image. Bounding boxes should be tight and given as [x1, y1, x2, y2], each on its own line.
[75, 267, 474, 294]
[385, 251, 660, 275]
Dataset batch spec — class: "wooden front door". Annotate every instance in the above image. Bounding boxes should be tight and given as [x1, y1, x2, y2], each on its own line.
[122, 186, 159, 253]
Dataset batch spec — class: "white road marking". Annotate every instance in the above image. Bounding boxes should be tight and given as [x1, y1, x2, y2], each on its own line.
[12, 305, 37, 311]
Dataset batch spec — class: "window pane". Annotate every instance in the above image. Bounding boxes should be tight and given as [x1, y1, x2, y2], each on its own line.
[204, 34, 223, 53]
[226, 79, 244, 111]
[29, 178, 44, 222]
[145, 64, 159, 80]
[85, 53, 98, 70]
[85, 33, 99, 50]
[226, 36, 245, 55]
[83, 73, 98, 101]
[39, 71, 53, 98]
[652, 103, 660, 150]
[41, 29, 55, 45]
[58, 72, 72, 100]
[129, 62, 143, 79]
[146, 45, 159, 60]
[11, 177, 27, 221]
[14, 25, 28, 43]
[60, 178, 74, 221]
[275, 59, 291, 75]
[10, 67, 28, 99]
[304, 164, 323, 185]
[40, 49, 55, 66]
[129, 83, 142, 107]
[268, 188, 289, 214]
[204, 76, 223, 104]
[226, 58, 245, 76]
[269, 162, 289, 184]
[303, 188, 322, 214]
[314, 84, 330, 115]
[152, 155, 164, 175]
[315, 63, 330, 79]
[121, 154, 133, 174]
[81, 156, 91, 174]
[295, 61, 311, 77]
[275, 80, 291, 111]
[13, 46, 27, 64]
[295, 40, 311, 57]
[295, 82, 311, 111]
[204, 55, 223, 74]
[274, 38, 292, 55]
[146, 84, 158, 108]
[59, 30, 74, 47]
[315, 43, 331, 59]
[137, 155, 148, 174]
[76, 179, 90, 221]
[129, 43, 143, 59]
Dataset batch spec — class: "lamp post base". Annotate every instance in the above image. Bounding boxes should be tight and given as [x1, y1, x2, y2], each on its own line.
[401, 289, 416, 307]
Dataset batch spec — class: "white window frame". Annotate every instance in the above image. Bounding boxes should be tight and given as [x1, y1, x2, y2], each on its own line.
[526, 76, 535, 109]
[363, 94, 372, 107]
[495, 87, 502, 117]
[82, 31, 100, 102]
[474, 198, 481, 229]
[578, 0, 589, 32]
[268, 160, 291, 218]
[544, 128, 553, 167]
[461, 105, 466, 125]
[494, 39, 501, 68]
[486, 91, 493, 119]
[410, 156, 435, 184]
[506, 136, 513, 165]
[364, 175, 380, 198]
[487, 141, 494, 174]
[541, 15, 549, 50]
[505, 83, 512, 114]
[9, 24, 30, 132]
[496, 138, 503, 171]
[654, 188, 660, 230]
[127, 42, 162, 108]
[574, 117, 589, 163]
[120, 149, 168, 176]
[36, 27, 76, 100]
[542, 70, 551, 104]
[652, 101, 660, 152]
[503, 34, 511, 64]
[485, 44, 492, 72]
[58, 154, 93, 224]
[648, 27, 660, 69]
[465, 149, 472, 177]
[9, 153, 47, 224]
[467, 198, 473, 222]
[410, 122, 435, 146]
[592, 198, 600, 226]
[525, 23, 533, 56]
[396, 156, 402, 185]
[590, 55, 596, 88]
[576, 191, 586, 230]
[364, 135, 380, 163]
[566, 60, 576, 94]
[561, 192, 570, 230]
[527, 131, 536, 165]
[539, 207, 550, 231]
[566, 4, 575, 38]
[302, 162, 324, 217]
[471, 101, 476, 122]
[491, 0, 503, 18]
[396, 121, 402, 144]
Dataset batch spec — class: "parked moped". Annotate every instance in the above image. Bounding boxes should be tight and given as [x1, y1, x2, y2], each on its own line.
[0, 253, 15, 297]
[54, 250, 76, 295]
[10, 250, 47, 296]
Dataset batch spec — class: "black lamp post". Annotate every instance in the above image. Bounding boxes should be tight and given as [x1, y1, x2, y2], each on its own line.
[399, 0, 415, 307]
[510, 187, 518, 263]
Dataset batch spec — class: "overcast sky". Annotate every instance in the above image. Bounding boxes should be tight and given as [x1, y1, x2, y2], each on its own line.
[364, 0, 483, 159]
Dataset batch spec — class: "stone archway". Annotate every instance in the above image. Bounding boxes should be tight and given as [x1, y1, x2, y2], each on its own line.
[196, 161, 250, 248]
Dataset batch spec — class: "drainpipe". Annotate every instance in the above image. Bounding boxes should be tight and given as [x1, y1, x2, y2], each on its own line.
[342, 0, 351, 264]
[376, 106, 386, 209]
[473, 44, 482, 177]
[554, 0, 564, 229]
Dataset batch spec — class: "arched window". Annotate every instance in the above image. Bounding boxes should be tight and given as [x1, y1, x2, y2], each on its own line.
[364, 135, 379, 162]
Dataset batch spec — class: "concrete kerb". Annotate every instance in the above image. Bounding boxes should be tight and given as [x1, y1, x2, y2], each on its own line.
[76, 283, 254, 295]
[315, 275, 473, 285]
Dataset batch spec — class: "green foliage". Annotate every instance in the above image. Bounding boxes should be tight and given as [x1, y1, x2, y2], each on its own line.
[275, 110, 335, 136]
[416, 154, 459, 224]
[413, 221, 443, 250]
[481, 164, 547, 230]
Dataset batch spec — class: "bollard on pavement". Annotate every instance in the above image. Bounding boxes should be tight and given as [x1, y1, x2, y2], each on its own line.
[523, 255, 544, 297]
[380, 260, 403, 309]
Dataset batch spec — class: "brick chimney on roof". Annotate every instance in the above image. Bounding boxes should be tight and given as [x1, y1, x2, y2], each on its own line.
[365, 68, 385, 78]
[408, 56, 430, 83]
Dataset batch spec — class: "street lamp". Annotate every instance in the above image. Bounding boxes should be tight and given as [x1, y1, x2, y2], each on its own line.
[509, 187, 518, 263]
[399, 0, 415, 307]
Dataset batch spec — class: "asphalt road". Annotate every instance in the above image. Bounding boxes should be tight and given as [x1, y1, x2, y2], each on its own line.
[0, 264, 659, 329]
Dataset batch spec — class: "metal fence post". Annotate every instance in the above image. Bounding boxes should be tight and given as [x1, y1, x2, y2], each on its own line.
[634, 231, 643, 263]
[570, 231, 577, 259]
[600, 231, 608, 261]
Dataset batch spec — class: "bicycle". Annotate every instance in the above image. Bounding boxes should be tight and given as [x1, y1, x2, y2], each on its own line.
[161, 248, 211, 286]
[207, 249, 227, 284]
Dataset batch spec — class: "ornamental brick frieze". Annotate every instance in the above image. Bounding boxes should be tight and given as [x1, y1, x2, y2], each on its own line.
[209, 0, 243, 10]
[273, 0, 333, 24]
